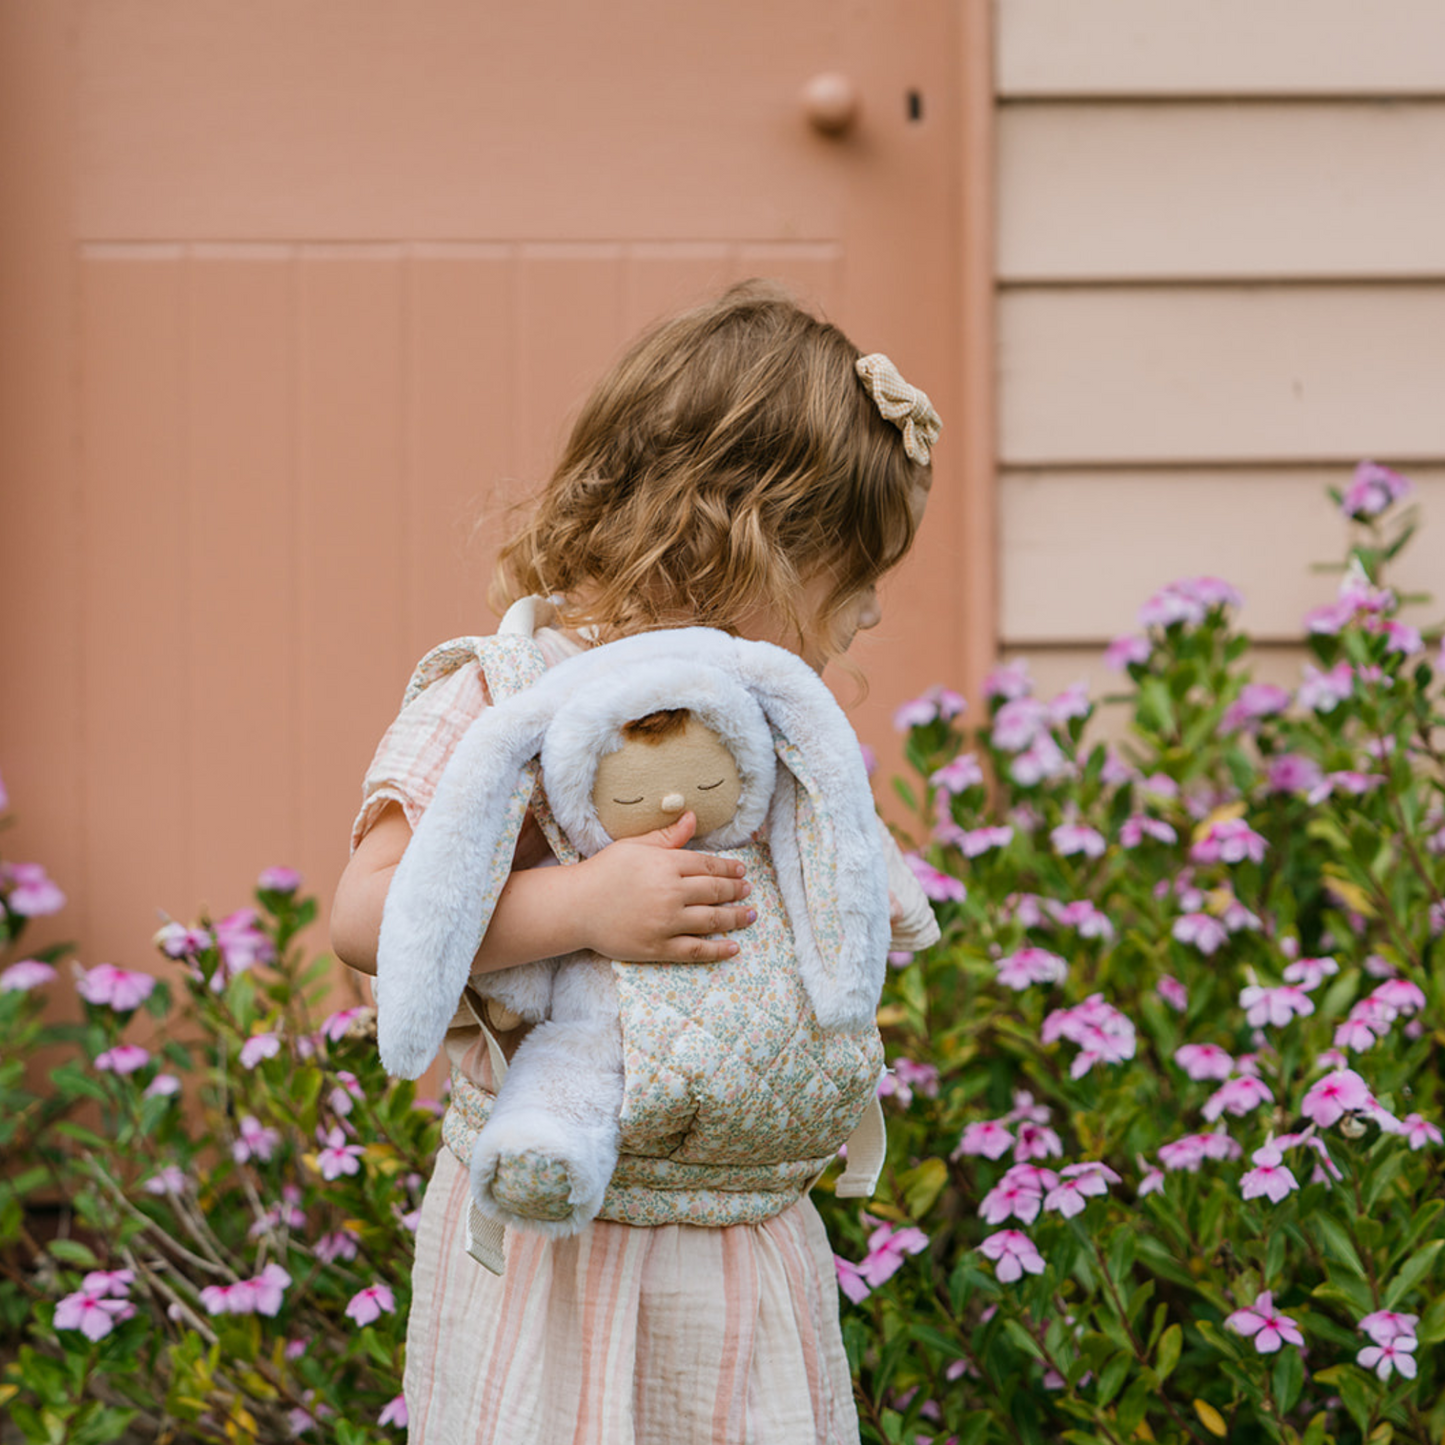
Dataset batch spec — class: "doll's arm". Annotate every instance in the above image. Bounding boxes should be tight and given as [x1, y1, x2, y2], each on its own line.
[333, 804, 755, 975]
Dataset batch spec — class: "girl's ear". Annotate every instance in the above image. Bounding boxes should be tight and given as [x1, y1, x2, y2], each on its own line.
[375, 695, 554, 1078]
[738, 644, 890, 1031]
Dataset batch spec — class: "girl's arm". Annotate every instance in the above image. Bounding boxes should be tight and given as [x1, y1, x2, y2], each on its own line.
[331, 802, 754, 976]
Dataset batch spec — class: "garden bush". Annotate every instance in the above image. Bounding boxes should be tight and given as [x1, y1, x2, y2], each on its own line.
[817, 465, 1444, 1444]
[2, 465, 1441, 1444]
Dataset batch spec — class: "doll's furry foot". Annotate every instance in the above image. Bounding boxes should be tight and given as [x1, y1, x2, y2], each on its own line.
[469, 1109, 617, 1238]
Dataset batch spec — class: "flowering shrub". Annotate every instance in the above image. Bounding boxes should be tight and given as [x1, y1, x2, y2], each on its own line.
[819, 467, 1445, 1444]
[0, 820, 432, 1442]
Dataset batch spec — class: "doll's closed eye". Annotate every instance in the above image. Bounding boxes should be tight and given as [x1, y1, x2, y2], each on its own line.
[697, 779, 727, 791]
[611, 795, 645, 805]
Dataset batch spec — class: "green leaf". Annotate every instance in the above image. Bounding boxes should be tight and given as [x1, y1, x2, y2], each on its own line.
[1155, 1322, 1182, 1381]
[1337, 1372, 1374, 1436]
[1385, 1240, 1443, 1308]
[1095, 1350, 1132, 1407]
[899, 1158, 948, 1219]
[47, 1239, 99, 1269]
[1272, 1347, 1304, 1415]
[1314, 1215, 1366, 1278]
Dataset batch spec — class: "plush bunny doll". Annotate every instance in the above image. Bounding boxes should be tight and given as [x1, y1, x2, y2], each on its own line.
[375, 627, 891, 1238]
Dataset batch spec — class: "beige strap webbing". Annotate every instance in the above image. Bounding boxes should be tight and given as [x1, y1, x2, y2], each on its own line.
[460, 992, 510, 1274]
[835, 1095, 887, 1198]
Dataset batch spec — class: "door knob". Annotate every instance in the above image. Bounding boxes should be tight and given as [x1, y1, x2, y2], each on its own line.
[801, 73, 860, 137]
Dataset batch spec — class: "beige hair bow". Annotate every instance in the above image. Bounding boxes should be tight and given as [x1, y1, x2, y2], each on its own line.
[855, 353, 941, 466]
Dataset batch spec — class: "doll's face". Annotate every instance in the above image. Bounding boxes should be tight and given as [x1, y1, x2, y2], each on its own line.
[592, 714, 743, 840]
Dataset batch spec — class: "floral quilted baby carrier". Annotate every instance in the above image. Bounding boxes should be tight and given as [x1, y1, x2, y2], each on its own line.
[375, 608, 891, 1263]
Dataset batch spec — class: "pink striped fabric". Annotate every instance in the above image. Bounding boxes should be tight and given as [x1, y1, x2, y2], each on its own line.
[404, 1151, 860, 1444]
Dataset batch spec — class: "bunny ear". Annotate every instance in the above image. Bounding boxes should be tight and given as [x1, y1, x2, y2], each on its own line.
[737, 643, 890, 1031]
[375, 689, 556, 1078]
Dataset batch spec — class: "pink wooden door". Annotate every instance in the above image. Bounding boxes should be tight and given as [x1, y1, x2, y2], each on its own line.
[1, 2, 985, 982]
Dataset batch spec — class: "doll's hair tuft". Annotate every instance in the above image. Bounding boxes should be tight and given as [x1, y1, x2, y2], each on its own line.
[489, 280, 926, 660]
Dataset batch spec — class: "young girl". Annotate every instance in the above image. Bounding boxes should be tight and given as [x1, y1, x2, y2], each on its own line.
[331, 281, 941, 1444]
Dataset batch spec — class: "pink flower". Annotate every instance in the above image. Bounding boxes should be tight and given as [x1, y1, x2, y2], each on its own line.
[1399, 1113, 1443, 1150]
[155, 922, 213, 958]
[894, 699, 940, 732]
[858, 1223, 930, 1287]
[1265, 753, 1323, 795]
[1042, 994, 1136, 1078]
[892, 1058, 940, 1100]
[200, 1270, 289, 1317]
[53, 1288, 134, 1341]
[240, 1032, 281, 1070]
[321, 1006, 369, 1042]
[983, 660, 1032, 701]
[1341, 460, 1413, 519]
[835, 1255, 871, 1303]
[1, 861, 66, 917]
[992, 697, 1050, 752]
[1239, 984, 1314, 1029]
[1298, 661, 1354, 712]
[76, 964, 155, 1012]
[1007, 1090, 1051, 1125]
[1357, 1336, 1418, 1381]
[1158, 1128, 1241, 1172]
[1360, 1310, 1418, 1344]
[1013, 1122, 1063, 1162]
[1136, 1154, 1165, 1197]
[143, 1165, 186, 1195]
[930, 753, 984, 794]
[1281, 956, 1338, 990]
[953, 825, 1014, 858]
[1225, 1291, 1304, 1353]
[1156, 975, 1188, 1012]
[1048, 682, 1091, 726]
[316, 1126, 364, 1180]
[1191, 818, 1267, 866]
[345, 1281, 397, 1327]
[315, 1227, 361, 1264]
[1048, 899, 1114, 940]
[1051, 824, 1106, 859]
[1222, 684, 1290, 733]
[330, 1069, 366, 1116]
[1010, 733, 1070, 786]
[379, 1396, 409, 1429]
[1383, 619, 1423, 655]
[1139, 577, 1242, 630]
[1104, 634, 1150, 671]
[1202, 1075, 1274, 1122]
[144, 1073, 181, 1099]
[81, 1269, 134, 1298]
[249, 1186, 306, 1238]
[0, 959, 58, 991]
[904, 855, 966, 904]
[258, 866, 303, 893]
[1302, 1069, 1372, 1128]
[1172, 913, 1228, 955]
[1120, 814, 1177, 848]
[1042, 1162, 1119, 1218]
[953, 1120, 1013, 1161]
[1174, 1043, 1234, 1081]
[213, 908, 274, 980]
[233, 1115, 281, 1164]
[95, 1044, 150, 1075]
[979, 1176, 1043, 1226]
[1307, 770, 1382, 805]
[978, 1229, 1045, 1284]
[1370, 978, 1426, 1015]
[1240, 1140, 1298, 1203]
[995, 947, 1068, 992]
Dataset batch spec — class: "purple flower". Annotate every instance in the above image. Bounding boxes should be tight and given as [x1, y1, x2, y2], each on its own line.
[0, 959, 57, 992]
[379, 1396, 409, 1429]
[250, 1187, 307, 1238]
[835, 1255, 871, 1303]
[953, 825, 1014, 858]
[983, 660, 1032, 701]
[1341, 460, 1413, 520]
[316, 1228, 361, 1264]
[930, 753, 984, 794]
[953, 1120, 1013, 1161]
[992, 697, 1050, 752]
[1399, 1113, 1443, 1149]
[1, 861, 66, 917]
[1281, 956, 1338, 990]
[893, 1058, 940, 1099]
[1010, 733, 1070, 786]
[1240, 1140, 1298, 1203]
[1172, 913, 1228, 955]
[1298, 661, 1353, 713]
[81, 1269, 134, 1298]
[1042, 1162, 1120, 1219]
[144, 1073, 181, 1099]
[143, 1165, 186, 1195]
[1191, 818, 1267, 866]
[258, 865, 303, 894]
[321, 1006, 370, 1042]
[1265, 753, 1323, 795]
[1013, 1122, 1063, 1163]
[1357, 1335, 1418, 1381]
[95, 1044, 150, 1075]
[240, 1032, 281, 1070]
[1048, 899, 1114, 940]
[1104, 634, 1150, 671]
[1302, 1069, 1371, 1128]
[345, 1282, 396, 1328]
[1051, 824, 1106, 859]
[1202, 1075, 1274, 1122]
[857, 1223, 930, 1287]
[1136, 1154, 1165, 1197]
[1370, 978, 1426, 1015]
[979, 1175, 1044, 1226]
[1139, 577, 1242, 630]
[1156, 975, 1188, 1012]
[330, 1069, 365, 1116]
[214, 908, 275, 981]
[204, 1263, 293, 1317]
[1225, 1291, 1304, 1353]
[76, 964, 156, 1013]
[995, 947, 1068, 992]
[154, 921, 214, 959]
[894, 699, 940, 732]
[904, 854, 966, 904]
[1120, 814, 1177, 848]
[1360, 1310, 1419, 1344]
[1041, 994, 1136, 1077]
[1158, 1128, 1241, 1173]
[978, 1229, 1045, 1283]
[1240, 984, 1314, 1029]
[233, 1115, 281, 1164]
[1048, 682, 1090, 726]
[1174, 1043, 1234, 1082]
[54, 1288, 134, 1340]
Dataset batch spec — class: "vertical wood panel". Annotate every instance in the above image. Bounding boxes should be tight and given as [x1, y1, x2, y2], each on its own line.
[80, 253, 191, 962]
[406, 247, 517, 653]
[185, 250, 298, 905]
[295, 251, 407, 905]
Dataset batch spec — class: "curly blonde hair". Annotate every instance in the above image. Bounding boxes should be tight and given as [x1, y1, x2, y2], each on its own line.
[490, 280, 928, 661]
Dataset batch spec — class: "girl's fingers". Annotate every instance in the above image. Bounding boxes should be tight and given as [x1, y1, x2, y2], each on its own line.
[679, 903, 757, 937]
[680, 873, 751, 907]
[673, 851, 747, 880]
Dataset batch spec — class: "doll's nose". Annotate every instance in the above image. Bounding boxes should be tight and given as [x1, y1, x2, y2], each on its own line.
[661, 792, 687, 814]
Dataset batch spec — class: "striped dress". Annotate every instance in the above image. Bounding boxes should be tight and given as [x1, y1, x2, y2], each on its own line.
[354, 627, 880, 1444]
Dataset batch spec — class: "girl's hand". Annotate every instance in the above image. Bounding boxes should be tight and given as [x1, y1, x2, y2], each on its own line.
[574, 812, 755, 963]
